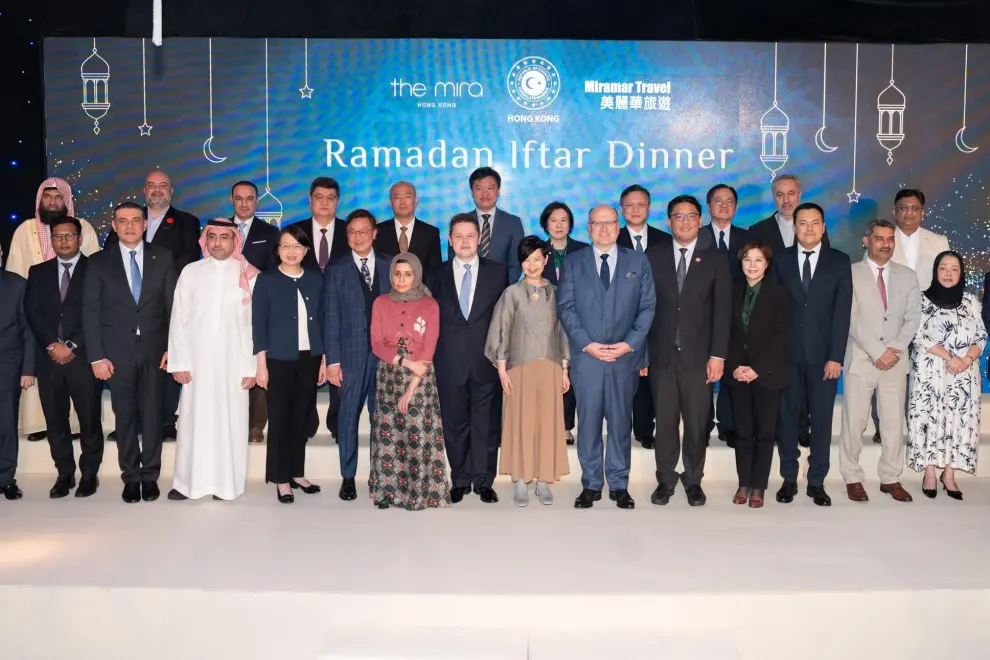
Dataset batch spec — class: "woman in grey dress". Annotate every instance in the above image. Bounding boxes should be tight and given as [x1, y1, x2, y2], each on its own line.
[485, 236, 570, 506]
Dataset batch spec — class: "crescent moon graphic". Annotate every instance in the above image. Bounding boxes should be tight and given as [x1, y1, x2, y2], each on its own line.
[522, 71, 545, 94]
[815, 125, 837, 153]
[955, 127, 978, 154]
[203, 136, 227, 163]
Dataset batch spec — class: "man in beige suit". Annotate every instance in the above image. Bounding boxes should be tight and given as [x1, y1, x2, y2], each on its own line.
[840, 220, 921, 502]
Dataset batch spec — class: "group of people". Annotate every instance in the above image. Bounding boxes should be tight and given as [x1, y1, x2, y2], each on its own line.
[0, 167, 983, 512]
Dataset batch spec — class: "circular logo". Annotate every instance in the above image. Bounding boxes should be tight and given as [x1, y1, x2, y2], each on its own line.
[506, 57, 561, 110]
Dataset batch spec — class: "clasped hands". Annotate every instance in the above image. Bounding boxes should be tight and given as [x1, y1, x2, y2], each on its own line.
[586, 342, 633, 362]
[945, 354, 973, 375]
[872, 348, 902, 371]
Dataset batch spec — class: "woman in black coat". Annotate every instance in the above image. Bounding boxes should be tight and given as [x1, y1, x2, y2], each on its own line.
[725, 241, 789, 508]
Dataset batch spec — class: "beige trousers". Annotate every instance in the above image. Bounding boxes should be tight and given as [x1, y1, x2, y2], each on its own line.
[839, 368, 907, 484]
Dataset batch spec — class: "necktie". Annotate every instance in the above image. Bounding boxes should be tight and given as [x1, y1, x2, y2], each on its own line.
[480, 214, 492, 258]
[802, 251, 813, 293]
[318, 228, 330, 270]
[599, 254, 611, 290]
[238, 222, 247, 240]
[676, 248, 687, 293]
[459, 264, 472, 319]
[877, 266, 888, 310]
[718, 230, 728, 253]
[129, 250, 142, 304]
[634, 235, 644, 252]
[58, 262, 70, 337]
[399, 226, 409, 253]
[361, 257, 372, 289]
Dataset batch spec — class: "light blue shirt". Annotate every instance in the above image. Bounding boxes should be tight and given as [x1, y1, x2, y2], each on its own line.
[146, 205, 169, 243]
[592, 244, 618, 284]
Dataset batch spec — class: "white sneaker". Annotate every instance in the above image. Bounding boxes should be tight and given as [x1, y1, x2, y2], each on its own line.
[535, 481, 554, 505]
[514, 480, 529, 507]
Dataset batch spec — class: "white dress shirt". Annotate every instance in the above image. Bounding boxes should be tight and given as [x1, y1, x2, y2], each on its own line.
[56, 251, 82, 279]
[864, 256, 889, 292]
[313, 218, 336, 256]
[896, 226, 921, 270]
[797, 242, 822, 279]
[353, 250, 376, 283]
[627, 225, 649, 251]
[146, 205, 169, 243]
[395, 218, 415, 245]
[711, 223, 733, 249]
[592, 244, 618, 283]
[673, 238, 699, 274]
[476, 208, 497, 231]
[118, 241, 144, 336]
[775, 212, 795, 248]
[453, 255, 480, 312]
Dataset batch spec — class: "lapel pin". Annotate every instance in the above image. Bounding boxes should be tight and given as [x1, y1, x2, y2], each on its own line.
[695, 257, 702, 263]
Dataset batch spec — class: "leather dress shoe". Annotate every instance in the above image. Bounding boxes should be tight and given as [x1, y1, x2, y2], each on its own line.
[573, 488, 602, 508]
[637, 435, 655, 450]
[70, 432, 81, 440]
[733, 488, 749, 505]
[806, 485, 831, 506]
[748, 489, 765, 508]
[609, 489, 635, 509]
[846, 482, 869, 502]
[879, 482, 913, 502]
[685, 484, 707, 506]
[122, 483, 141, 503]
[141, 481, 161, 502]
[1, 482, 23, 500]
[50, 475, 76, 499]
[163, 425, 178, 441]
[338, 478, 357, 501]
[167, 488, 188, 500]
[650, 484, 674, 505]
[26, 431, 47, 441]
[776, 480, 798, 504]
[474, 486, 499, 503]
[450, 486, 469, 504]
[75, 476, 99, 498]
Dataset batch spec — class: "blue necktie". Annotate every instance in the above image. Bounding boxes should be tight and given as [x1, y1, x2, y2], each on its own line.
[599, 254, 610, 290]
[130, 250, 142, 304]
[459, 264, 472, 319]
[718, 230, 728, 253]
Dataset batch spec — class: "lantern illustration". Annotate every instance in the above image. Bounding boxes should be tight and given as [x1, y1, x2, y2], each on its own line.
[760, 43, 789, 180]
[80, 38, 110, 135]
[876, 45, 905, 165]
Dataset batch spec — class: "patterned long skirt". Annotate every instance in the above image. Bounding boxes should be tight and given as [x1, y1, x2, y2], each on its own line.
[370, 356, 451, 510]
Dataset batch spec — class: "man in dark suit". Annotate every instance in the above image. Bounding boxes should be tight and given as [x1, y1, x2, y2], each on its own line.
[25, 218, 104, 499]
[558, 204, 656, 509]
[83, 201, 177, 504]
[0, 248, 35, 501]
[286, 177, 348, 441]
[230, 180, 280, 444]
[104, 170, 200, 440]
[616, 184, 672, 451]
[772, 202, 852, 507]
[449, 167, 524, 283]
[427, 213, 509, 504]
[324, 210, 392, 502]
[699, 184, 749, 449]
[646, 195, 731, 507]
[375, 181, 442, 269]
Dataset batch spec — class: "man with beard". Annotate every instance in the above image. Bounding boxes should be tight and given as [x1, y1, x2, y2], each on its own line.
[6, 178, 99, 442]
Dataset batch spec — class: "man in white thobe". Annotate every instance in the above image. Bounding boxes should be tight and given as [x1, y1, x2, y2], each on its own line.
[166, 220, 258, 501]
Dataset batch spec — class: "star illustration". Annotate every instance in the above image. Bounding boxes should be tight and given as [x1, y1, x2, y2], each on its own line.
[138, 122, 153, 136]
[299, 85, 314, 99]
[847, 190, 861, 203]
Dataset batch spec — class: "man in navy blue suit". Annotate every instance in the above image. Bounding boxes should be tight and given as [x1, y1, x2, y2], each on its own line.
[324, 210, 392, 502]
[453, 167, 525, 283]
[773, 202, 852, 507]
[558, 205, 656, 509]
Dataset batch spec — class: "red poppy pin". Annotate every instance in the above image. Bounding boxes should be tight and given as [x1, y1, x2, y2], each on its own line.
[695, 257, 702, 263]
[165, 217, 174, 225]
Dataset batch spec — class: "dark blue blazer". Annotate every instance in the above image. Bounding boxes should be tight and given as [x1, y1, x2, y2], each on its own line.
[323, 251, 393, 371]
[448, 208, 525, 284]
[773, 245, 852, 366]
[0, 271, 35, 379]
[238, 217, 280, 273]
[252, 267, 324, 361]
[542, 237, 590, 286]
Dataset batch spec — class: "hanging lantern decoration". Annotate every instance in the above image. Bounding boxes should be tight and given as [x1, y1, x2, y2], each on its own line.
[80, 38, 110, 135]
[760, 43, 789, 180]
[256, 187, 284, 227]
[876, 45, 905, 165]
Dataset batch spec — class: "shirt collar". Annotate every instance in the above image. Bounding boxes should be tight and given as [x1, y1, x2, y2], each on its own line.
[797, 242, 822, 255]
[627, 225, 648, 238]
[674, 238, 698, 252]
[118, 241, 144, 258]
[454, 255, 480, 270]
[58, 252, 82, 268]
[896, 226, 920, 243]
[352, 249, 374, 264]
[592, 244, 618, 260]
[865, 256, 890, 273]
[147, 205, 170, 223]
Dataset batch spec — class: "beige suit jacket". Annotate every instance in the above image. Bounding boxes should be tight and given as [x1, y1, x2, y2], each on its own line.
[844, 259, 922, 377]
[891, 226, 949, 292]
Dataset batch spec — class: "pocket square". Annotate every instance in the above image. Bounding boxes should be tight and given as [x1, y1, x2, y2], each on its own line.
[625, 272, 637, 279]
[251, 240, 265, 244]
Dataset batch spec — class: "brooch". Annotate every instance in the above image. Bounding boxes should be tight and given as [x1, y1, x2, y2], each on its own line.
[695, 257, 702, 263]
[166, 217, 174, 225]
[529, 292, 540, 302]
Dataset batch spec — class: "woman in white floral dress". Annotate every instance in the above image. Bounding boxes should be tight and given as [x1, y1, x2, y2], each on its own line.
[908, 251, 987, 500]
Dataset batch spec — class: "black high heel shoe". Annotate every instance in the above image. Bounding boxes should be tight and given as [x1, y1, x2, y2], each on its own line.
[940, 473, 963, 500]
[291, 480, 321, 494]
[922, 477, 937, 499]
[276, 485, 294, 504]
[375, 501, 389, 509]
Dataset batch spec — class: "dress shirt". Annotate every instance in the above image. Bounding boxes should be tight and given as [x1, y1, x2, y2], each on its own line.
[896, 226, 921, 270]
[476, 208, 497, 231]
[797, 242, 822, 279]
[117, 241, 144, 340]
[673, 238, 699, 274]
[864, 256, 889, 291]
[234, 216, 254, 239]
[395, 218, 415, 245]
[352, 250, 376, 283]
[452, 255, 480, 313]
[313, 218, 336, 256]
[146, 205, 169, 243]
[627, 225, 649, 250]
[775, 212, 795, 248]
[592, 244, 618, 284]
[711, 222, 733, 249]
[56, 252, 82, 280]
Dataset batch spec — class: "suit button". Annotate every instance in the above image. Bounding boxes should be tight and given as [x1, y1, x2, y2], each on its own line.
[402, 311, 406, 315]
[400, 323, 404, 327]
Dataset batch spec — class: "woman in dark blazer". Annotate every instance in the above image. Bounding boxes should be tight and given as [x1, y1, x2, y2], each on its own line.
[252, 224, 327, 503]
[725, 241, 788, 508]
[539, 201, 588, 445]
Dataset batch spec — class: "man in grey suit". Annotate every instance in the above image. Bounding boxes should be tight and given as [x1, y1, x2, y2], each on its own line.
[458, 167, 525, 283]
[839, 220, 921, 503]
[557, 205, 656, 509]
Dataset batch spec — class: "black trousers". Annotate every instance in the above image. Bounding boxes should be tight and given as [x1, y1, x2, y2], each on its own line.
[650, 352, 711, 487]
[308, 384, 340, 438]
[729, 382, 781, 490]
[439, 373, 501, 489]
[249, 384, 268, 434]
[37, 355, 104, 478]
[266, 352, 321, 483]
[632, 374, 655, 439]
[778, 363, 837, 487]
[563, 387, 576, 431]
[0, 373, 21, 487]
[161, 376, 180, 427]
[107, 344, 165, 484]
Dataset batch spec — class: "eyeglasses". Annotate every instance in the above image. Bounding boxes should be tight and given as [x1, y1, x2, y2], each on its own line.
[51, 233, 79, 241]
[589, 220, 619, 229]
[670, 213, 701, 222]
[278, 244, 306, 252]
[346, 229, 374, 237]
[710, 198, 736, 206]
[895, 205, 923, 213]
